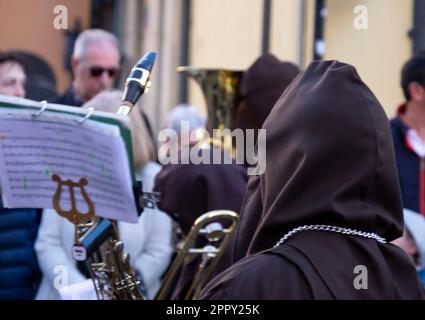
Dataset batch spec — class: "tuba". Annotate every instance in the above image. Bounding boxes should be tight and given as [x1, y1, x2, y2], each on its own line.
[68, 52, 157, 300]
[177, 67, 244, 152]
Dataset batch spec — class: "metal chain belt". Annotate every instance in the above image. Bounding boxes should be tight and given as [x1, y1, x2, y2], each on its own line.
[274, 224, 387, 248]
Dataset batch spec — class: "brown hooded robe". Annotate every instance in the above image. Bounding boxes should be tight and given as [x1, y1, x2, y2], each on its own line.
[201, 60, 425, 300]
[154, 54, 300, 299]
[154, 146, 247, 299]
[231, 54, 300, 264]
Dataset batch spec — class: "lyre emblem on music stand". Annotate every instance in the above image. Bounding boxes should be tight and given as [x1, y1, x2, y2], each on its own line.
[51, 174, 95, 224]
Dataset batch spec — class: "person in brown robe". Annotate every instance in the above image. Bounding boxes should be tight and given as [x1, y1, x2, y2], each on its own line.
[156, 54, 300, 235]
[154, 145, 247, 299]
[154, 54, 300, 299]
[231, 54, 300, 264]
[154, 149, 247, 236]
[234, 53, 301, 133]
[200, 60, 425, 299]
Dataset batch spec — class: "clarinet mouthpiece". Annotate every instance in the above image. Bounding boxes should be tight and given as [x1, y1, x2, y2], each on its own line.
[118, 51, 157, 115]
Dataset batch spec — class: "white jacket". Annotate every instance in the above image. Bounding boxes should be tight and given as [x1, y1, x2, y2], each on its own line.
[35, 161, 173, 300]
[403, 208, 425, 270]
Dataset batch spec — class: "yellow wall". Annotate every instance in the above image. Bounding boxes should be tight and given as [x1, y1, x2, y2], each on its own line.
[324, 0, 413, 116]
[269, 0, 300, 63]
[0, 0, 91, 93]
[269, 0, 316, 67]
[303, 0, 316, 67]
[188, 0, 263, 114]
[186, 0, 323, 114]
[187, 0, 413, 118]
[0, 0, 411, 118]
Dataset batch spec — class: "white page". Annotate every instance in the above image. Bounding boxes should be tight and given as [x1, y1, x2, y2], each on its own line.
[0, 109, 138, 223]
[59, 279, 99, 300]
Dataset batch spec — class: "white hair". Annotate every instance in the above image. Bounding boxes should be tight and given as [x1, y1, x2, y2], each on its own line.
[82, 90, 156, 168]
[73, 29, 120, 60]
[164, 104, 206, 134]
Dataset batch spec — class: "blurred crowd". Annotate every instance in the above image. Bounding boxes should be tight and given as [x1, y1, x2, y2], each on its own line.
[1, 28, 425, 300]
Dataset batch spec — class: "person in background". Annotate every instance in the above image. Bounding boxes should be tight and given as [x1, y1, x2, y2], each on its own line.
[0, 52, 26, 98]
[390, 54, 425, 283]
[154, 102, 247, 299]
[230, 53, 300, 265]
[391, 53, 425, 215]
[158, 104, 206, 163]
[392, 209, 425, 286]
[154, 55, 300, 299]
[50, 29, 120, 107]
[35, 90, 173, 300]
[0, 52, 41, 300]
[50, 28, 155, 145]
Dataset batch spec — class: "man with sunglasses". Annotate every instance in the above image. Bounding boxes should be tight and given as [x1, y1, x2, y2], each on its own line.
[51, 29, 120, 107]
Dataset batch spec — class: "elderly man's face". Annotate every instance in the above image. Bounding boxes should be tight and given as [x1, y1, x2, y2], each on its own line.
[0, 62, 26, 98]
[72, 41, 120, 102]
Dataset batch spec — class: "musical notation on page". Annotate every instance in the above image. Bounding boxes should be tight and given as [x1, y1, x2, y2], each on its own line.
[0, 113, 138, 223]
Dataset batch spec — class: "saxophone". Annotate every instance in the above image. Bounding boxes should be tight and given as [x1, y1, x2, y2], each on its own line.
[56, 52, 157, 300]
[74, 218, 145, 300]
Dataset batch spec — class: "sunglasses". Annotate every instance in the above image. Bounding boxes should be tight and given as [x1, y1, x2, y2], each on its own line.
[88, 66, 119, 78]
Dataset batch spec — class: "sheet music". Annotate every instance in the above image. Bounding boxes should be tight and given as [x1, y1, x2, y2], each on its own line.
[0, 109, 138, 223]
[58, 279, 99, 300]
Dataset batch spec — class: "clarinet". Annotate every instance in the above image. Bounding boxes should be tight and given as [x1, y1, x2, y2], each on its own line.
[73, 52, 157, 300]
